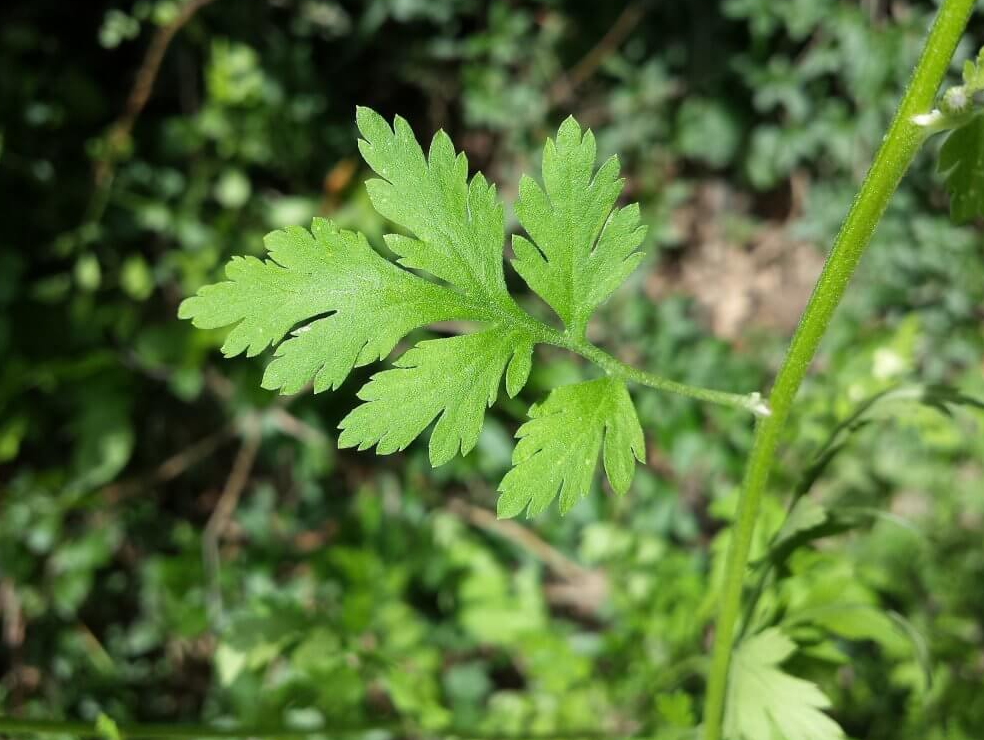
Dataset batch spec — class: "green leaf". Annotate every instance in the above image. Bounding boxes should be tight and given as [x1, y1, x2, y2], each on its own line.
[725, 628, 844, 740]
[95, 714, 122, 740]
[497, 377, 645, 518]
[356, 106, 517, 314]
[792, 383, 984, 505]
[656, 691, 696, 728]
[938, 114, 984, 223]
[786, 603, 906, 654]
[773, 497, 828, 548]
[885, 610, 933, 689]
[338, 329, 533, 466]
[512, 116, 647, 335]
[961, 47, 984, 92]
[764, 496, 831, 566]
[762, 504, 924, 575]
[181, 109, 655, 481]
[179, 218, 472, 393]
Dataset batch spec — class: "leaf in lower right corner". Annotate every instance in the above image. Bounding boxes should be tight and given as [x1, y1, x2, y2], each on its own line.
[938, 114, 984, 223]
[724, 628, 844, 740]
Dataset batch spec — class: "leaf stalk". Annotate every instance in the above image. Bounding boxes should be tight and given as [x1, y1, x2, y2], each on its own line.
[567, 337, 770, 417]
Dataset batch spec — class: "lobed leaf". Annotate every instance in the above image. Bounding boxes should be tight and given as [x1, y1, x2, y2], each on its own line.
[356, 106, 516, 313]
[338, 329, 533, 466]
[179, 218, 473, 394]
[512, 116, 647, 335]
[181, 109, 651, 502]
[938, 114, 984, 223]
[496, 377, 645, 518]
[725, 628, 844, 740]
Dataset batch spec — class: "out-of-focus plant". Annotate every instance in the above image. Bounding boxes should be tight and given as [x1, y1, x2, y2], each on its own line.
[176, 2, 984, 738]
[3, 1, 984, 739]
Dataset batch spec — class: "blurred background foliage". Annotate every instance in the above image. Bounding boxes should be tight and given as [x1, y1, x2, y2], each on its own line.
[0, 0, 983, 738]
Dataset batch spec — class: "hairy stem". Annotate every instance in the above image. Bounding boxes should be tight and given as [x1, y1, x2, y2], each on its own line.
[570, 339, 770, 416]
[700, 1, 975, 738]
[520, 316, 769, 415]
[485, 301, 767, 414]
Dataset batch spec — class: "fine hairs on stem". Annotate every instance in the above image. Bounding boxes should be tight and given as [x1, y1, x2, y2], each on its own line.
[699, 0, 976, 738]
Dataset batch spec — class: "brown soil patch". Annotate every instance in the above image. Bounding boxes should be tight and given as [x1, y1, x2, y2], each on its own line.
[647, 178, 826, 341]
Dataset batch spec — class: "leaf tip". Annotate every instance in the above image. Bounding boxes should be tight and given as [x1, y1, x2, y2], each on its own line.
[176, 296, 198, 321]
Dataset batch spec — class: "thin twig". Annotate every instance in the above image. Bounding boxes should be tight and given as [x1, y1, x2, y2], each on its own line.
[203, 427, 261, 627]
[449, 499, 587, 581]
[101, 425, 235, 502]
[268, 407, 330, 446]
[94, 0, 220, 188]
[0, 579, 24, 649]
[548, 2, 648, 106]
[448, 498, 608, 616]
[203, 367, 236, 401]
[83, 0, 219, 228]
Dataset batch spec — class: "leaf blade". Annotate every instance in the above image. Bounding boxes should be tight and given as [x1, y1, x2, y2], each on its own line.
[512, 117, 646, 335]
[356, 107, 514, 310]
[179, 218, 472, 394]
[939, 114, 984, 223]
[337, 328, 534, 466]
[725, 628, 844, 740]
[496, 377, 645, 518]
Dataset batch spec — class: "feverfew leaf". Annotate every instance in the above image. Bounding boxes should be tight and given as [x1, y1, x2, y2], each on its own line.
[938, 114, 984, 223]
[179, 218, 472, 394]
[356, 106, 518, 314]
[182, 109, 654, 485]
[512, 116, 647, 335]
[725, 628, 844, 740]
[497, 377, 645, 518]
[338, 329, 533, 466]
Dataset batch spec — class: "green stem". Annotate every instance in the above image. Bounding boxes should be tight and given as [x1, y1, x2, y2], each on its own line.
[700, 1, 975, 738]
[492, 302, 767, 415]
[0, 717, 615, 740]
[570, 339, 770, 416]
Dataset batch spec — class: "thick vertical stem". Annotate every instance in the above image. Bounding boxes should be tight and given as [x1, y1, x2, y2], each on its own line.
[700, 1, 975, 738]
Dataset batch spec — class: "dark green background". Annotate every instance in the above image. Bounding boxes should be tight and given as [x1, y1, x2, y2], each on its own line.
[1, 1, 983, 738]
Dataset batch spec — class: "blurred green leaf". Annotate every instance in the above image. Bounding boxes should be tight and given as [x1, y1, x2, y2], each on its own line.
[939, 115, 984, 223]
[725, 628, 843, 740]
